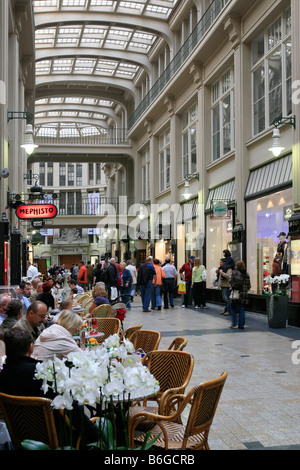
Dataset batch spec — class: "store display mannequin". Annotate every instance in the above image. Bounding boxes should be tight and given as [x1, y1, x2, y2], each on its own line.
[277, 232, 288, 274]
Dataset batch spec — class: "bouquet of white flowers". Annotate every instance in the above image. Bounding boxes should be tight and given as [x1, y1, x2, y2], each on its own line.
[35, 334, 159, 410]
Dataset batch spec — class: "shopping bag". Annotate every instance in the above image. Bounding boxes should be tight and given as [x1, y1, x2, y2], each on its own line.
[178, 281, 186, 294]
[111, 286, 118, 300]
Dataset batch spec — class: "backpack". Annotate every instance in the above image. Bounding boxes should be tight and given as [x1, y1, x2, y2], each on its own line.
[231, 270, 244, 290]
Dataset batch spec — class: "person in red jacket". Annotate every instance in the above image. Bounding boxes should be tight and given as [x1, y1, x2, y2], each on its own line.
[78, 260, 88, 291]
[179, 255, 195, 308]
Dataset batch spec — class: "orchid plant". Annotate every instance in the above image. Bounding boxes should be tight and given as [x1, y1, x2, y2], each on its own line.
[263, 274, 290, 297]
[22, 334, 160, 450]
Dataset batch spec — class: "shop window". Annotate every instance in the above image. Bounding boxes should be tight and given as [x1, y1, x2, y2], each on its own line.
[246, 187, 292, 295]
[251, 7, 291, 135]
[205, 214, 233, 288]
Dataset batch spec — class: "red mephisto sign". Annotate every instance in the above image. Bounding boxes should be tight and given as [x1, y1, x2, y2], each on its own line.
[16, 204, 57, 219]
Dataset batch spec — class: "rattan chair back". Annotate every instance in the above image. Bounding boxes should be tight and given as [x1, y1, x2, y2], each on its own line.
[93, 318, 121, 344]
[0, 393, 59, 450]
[119, 324, 142, 342]
[91, 304, 112, 318]
[142, 350, 194, 403]
[80, 296, 92, 308]
[130, 329, 161, 354]
[167, 337, 187, 351]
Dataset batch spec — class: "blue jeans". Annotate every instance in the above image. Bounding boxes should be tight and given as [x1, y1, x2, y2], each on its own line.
[163, 278, 175, 308]
[231, 301, 245, 327]
[221, 287, 232, 314]
[120, 286, 131, 309]
[151, 285, 162, 308]
[140, 279, 153, 311]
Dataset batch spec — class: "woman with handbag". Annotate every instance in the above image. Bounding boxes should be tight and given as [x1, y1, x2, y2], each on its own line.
[229, 260, 251, 329]
[191, 257, 207, 309]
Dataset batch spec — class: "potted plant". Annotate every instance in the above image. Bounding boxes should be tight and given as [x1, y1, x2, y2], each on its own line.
[263, 274, 290, 328]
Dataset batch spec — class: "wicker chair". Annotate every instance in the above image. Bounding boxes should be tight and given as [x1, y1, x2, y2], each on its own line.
[76, 294, 90, 304]
[129, 350, 194, 424]
[80, 296, 93, 308]
[130, 329, 161, 354]
[83, 298, 94, 315]
[129, 371, 228, 450]
[119, 324, 142, 342]
[91, 304, 112, 318]
[0, 393, 60, 450]
[92, 318, 121, 344]
[167, 337, 187, 351]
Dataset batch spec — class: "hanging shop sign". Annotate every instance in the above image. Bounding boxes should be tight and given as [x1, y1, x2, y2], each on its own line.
[212, 201, 228, 218]
[16, 204, 57, 220]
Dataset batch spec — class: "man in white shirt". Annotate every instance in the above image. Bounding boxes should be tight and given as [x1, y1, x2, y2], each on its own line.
[126, 260, 137, 299]
[27, 262, 39, 280]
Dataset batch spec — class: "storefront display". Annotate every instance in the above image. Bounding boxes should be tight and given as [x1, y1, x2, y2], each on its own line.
[246, 187, 292, 295]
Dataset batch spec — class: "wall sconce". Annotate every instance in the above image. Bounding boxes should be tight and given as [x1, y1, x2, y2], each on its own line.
[268, 115, 296, 157]
[182, 173, 199, 200]
[7, 111, 39, 155]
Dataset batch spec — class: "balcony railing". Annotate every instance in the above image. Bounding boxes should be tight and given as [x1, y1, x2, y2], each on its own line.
[56, 197, 135, 216]
[9, 193, 135, 216]
[129, 0, 229, 129]
[34, 128, 129, 146]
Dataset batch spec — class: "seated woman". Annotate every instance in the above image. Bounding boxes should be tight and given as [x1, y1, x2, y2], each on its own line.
[32, 310, 83, 361]
[36, 281, 55, 310]
[53, 299, 74, 322]
[86, 284, 109, 318]
[0, 299, 23, 330]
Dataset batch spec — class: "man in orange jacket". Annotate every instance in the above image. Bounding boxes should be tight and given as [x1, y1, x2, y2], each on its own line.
[78, 260, 88, 291]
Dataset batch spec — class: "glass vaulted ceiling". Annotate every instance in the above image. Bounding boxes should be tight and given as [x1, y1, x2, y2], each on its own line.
[33, 0, 180, 137]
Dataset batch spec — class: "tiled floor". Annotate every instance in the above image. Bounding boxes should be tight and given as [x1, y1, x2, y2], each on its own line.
[127, 295, 300, 450]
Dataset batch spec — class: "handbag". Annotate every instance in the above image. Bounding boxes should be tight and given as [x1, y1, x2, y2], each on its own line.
[230, 289, 239, 300]
[178, 281, 186, 294]
[202, 267, 207, 282]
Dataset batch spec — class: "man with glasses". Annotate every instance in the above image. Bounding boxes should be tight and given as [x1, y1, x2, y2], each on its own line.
[12, 301, 47, 343]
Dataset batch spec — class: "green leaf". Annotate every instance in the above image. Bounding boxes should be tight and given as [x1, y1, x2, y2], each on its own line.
[94, 417, 115, 449]
[135, 431, 161, 450]
[21, 439, 51, 450]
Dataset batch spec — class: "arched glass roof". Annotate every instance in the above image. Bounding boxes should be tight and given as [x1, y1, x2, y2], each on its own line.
[32, 0, 180, 137]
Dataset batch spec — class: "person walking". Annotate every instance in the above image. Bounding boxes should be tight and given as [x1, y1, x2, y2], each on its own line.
[119, 261, 132, 309]
[77, 260, 88, 291]
[137, 257, 156, 312]
[151, 259, 165, 310]
[229, 260, 251, 329]
[126, 260, 138, 300]
[217, 258, 233, 316]
[162, 258, 177, 309]
[191, 257, 207, 309]
[86, 261, 94, 290]
[106, 258, 118, 302]
[179, 255, 195, 308]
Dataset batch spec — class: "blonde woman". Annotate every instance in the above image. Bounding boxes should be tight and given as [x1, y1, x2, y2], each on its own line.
[86, 284, 110, 317]
[32, 310, 83, 361]
[191, 257, 207, 309]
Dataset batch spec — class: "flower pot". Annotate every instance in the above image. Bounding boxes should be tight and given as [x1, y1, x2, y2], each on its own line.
[266, 295, 288, 328]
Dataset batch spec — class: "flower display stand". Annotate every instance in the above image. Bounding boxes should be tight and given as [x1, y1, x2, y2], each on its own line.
[266, 295, 288, 328]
